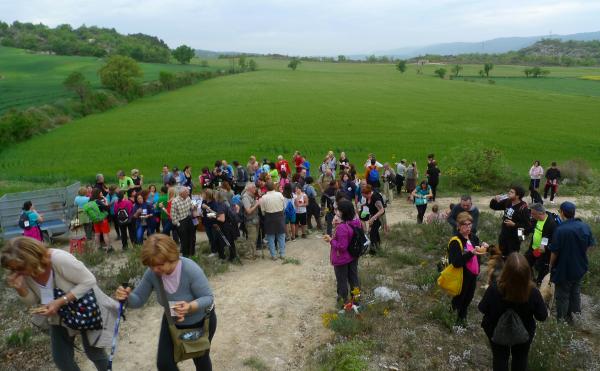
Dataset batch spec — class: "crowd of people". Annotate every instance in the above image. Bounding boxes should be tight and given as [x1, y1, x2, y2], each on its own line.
[8, 152, 597, 371]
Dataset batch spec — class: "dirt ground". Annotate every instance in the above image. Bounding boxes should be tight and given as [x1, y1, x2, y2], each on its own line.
[73, 194, 597, 371]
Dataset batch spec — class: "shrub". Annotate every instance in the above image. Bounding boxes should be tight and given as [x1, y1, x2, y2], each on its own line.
[317, 339, 374, 371]
[560, 159, 593, 185]
[444, 144, 514, 192]
[5, 328, 32, 348]
[426, 299, 455, 330]
[434, 68, 447, 78]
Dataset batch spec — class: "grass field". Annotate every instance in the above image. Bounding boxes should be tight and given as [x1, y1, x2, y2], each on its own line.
[1, 55, 599, 189]
[0, 47, 228, 113]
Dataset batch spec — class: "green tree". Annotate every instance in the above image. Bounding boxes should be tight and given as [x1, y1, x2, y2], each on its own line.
[434, 68, 447, 79]
[288, 58, 301, 71]
[396, 60, 407, 73]
[338, 55, 346, 62]
[451, 64, 463, 77]
[63, 71, 91, 102]
[238, 55, 247, 69]
[367, 54, 377, 63]
[98, 55, 142, 99]
[483, 63, 494, 77]
[248, 59, 258, 71]
[478, 69, 485, 78]
[172, 45, 195, 64]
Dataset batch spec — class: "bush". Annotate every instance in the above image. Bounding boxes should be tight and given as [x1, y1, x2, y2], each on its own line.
[444, 144, 514, 192]
[560, 159, 593, 185]
[317, 340, 374, 371]
[434, 68, 447, 78]
[5, 328, 32, 348]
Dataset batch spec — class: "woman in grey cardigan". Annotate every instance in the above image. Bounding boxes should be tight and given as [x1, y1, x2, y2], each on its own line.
[1, 237, 119, 371]
[115, 233, 217, 371]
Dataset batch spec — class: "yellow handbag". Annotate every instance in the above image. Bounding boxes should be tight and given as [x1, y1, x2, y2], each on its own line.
[437, 237, 463, 296]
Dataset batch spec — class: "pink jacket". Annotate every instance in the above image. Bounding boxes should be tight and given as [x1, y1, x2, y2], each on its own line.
[113, 199, 133, 215]
[330, 218, 362, 266]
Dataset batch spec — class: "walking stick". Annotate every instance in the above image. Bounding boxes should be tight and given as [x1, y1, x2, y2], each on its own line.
[213, 225, 243, 265]
[107, 283, 129, 371]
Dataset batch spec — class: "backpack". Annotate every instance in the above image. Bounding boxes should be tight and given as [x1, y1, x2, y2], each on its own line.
[368, 167, 380, 182]
[223, 206, 241, 238]
[237, 166, 248, 184]
[347, 224, 370, 258]
[83, 201, 108, 223]
[18, 212, 32, 230]
[549, 212, 562, 226]
[116, 206, 130, 225]
[491, 308, 530, 346]
[285, 199, 296, 220]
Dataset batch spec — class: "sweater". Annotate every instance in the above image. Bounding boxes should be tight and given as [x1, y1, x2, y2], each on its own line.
[478, 283, 548, 339]
[330, 218, 361, 266]
[127, 257, 214, 325]
[20, 249, 118, 348]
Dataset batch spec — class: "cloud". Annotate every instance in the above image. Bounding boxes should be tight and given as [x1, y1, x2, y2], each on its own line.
[0, 0, 598, 55]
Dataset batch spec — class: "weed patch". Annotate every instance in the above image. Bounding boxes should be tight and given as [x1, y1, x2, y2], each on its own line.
[243, 356, 269, 371]
[282, 257, 301, 265]
[315, 339, 374, 371]
[4, 328, 32, 348]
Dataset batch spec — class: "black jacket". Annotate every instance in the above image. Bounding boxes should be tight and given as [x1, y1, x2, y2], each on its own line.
[479, 283, 548, 339]
[526, 212, 557, 252]
[448, 233, 480, 272]
[489, 198, 531, 240]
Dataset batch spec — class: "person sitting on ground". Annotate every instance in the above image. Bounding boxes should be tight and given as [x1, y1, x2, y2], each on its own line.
[425, 204, 447, 224]
[323, 200, 362, 308]
[447, 195, 480, 235]
[479, 253, 548, 371]
[115, 234, 217, 371]
[2, 237, 119, 371]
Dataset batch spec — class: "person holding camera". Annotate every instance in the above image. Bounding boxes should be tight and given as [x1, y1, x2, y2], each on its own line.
[489, 185, 531, 256]
[115, 234, 216, 370]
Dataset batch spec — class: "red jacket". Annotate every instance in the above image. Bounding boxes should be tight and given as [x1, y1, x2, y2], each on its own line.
[276, 160, 291, 176]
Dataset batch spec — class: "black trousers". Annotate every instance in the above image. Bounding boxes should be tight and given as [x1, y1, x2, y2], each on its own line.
[334, 259, 360, 304]
[117, 223, 130, 249]
[177, 217, 195, 257]
[214, 226, 237, 261]
[416, 204, 427, 224]
[307, 198, 322, 229]
[395, 175, 405, 194]
[489, 338, 532, 371]
[452, 269, 477, 320]
[369, 218, 382, 251]
[429, 182, 438, 201]
[499, 233, 521, 256]
[157, 310, 217, 371]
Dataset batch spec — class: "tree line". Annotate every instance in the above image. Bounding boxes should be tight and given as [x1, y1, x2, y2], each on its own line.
[0, 21, 202, 65]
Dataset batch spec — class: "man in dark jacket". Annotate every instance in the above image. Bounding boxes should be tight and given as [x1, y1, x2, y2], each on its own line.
[549, 201, 596, 322]
[543, 162, 561, 204]
[490, 185, 531, 256]
[525, 203, 557, 285]
[426, 161, 441, 201]
[448, 195, 480, 235]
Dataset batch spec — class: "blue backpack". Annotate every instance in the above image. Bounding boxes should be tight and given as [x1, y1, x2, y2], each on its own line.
[368, 168, 380, 182]
[285, 199, 296, 220]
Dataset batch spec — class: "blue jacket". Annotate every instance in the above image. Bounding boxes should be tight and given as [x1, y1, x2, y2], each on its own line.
[549, 218, 596, 283]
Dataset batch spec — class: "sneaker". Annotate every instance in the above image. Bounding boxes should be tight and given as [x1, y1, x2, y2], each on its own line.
[271, 256, 277, 261]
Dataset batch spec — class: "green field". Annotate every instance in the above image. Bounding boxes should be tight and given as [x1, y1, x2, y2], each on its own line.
[0, 47, 227, 113]
[1, 55, 600, 188]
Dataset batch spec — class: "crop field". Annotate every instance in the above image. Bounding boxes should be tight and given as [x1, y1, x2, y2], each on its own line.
[1, 56, 599, 188]
[0, 47, 227, 113]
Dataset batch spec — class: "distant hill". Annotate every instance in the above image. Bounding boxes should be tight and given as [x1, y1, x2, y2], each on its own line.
[376, 31, 600, 58]
[0, 20, 171, 63]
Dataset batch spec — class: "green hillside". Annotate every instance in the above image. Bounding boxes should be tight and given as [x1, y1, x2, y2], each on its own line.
[1, 59, 599, 187]
[0, 47, 227, 113]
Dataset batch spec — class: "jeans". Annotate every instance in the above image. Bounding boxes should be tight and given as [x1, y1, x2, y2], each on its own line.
[334, 259, 360, 305]
[555, 279, 582, 322]
[136, 224, 148, 244]
[489, 338, 532, 371]
[157, 310, 217, 371]
[266, 233, 286, 258]
[50, 325, 108, 371]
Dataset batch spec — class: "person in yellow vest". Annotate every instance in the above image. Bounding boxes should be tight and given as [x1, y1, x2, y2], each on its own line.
[525, 203, 558, 285]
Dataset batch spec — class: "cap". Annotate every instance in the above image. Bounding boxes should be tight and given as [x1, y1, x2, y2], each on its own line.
[560, 201, 576, 214]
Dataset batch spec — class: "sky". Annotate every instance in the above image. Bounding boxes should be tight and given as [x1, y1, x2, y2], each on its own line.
[1, 0, 600, 55]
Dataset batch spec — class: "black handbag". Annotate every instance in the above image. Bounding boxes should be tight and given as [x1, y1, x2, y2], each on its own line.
[54, 287, 103, 331]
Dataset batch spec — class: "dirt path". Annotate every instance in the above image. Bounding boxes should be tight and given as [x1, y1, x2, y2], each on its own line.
[80, 194, 598, 370]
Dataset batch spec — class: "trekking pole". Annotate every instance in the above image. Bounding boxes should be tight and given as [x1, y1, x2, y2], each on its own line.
[213, 225, 243, 265]
[107, 282, 129, 371]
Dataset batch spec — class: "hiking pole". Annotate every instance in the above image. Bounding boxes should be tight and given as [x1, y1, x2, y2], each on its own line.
[108, 282, 129, 371]
[213, 225, 243, 265]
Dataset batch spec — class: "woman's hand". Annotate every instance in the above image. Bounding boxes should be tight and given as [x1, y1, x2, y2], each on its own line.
[115, 286, 132, 301]
[323, 235, 332, 243]
[40, 298, 64, 316]
[474, 246, 488, 255]
[173, 301, 193, 322]
[7, 272, 25, 290]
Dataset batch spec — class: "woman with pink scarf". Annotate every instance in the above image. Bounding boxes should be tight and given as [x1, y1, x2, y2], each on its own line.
[448, 212, 489, 326]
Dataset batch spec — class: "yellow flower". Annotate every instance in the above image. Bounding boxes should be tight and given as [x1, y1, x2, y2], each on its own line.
[383, 308, 390, 317]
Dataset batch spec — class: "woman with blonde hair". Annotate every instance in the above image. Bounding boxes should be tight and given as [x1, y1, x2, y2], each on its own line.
[115, 234, 216, 370]
[1, 237, 118, 370]
[479, 253, 548, 371]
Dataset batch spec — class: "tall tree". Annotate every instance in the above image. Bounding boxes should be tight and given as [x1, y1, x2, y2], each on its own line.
[396, 60, 407, 73]
[338, 55, 346, 62]
[288, 58, 301, 71]
[238, 55, 247, 69]
[483, 63, 494, 77]
[98, 55, 142, 99]
[451, 64, 463, 77]
[248, 59, 258, 71]
[63, 72, 91, 102]
[172, 45, 195, 64]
